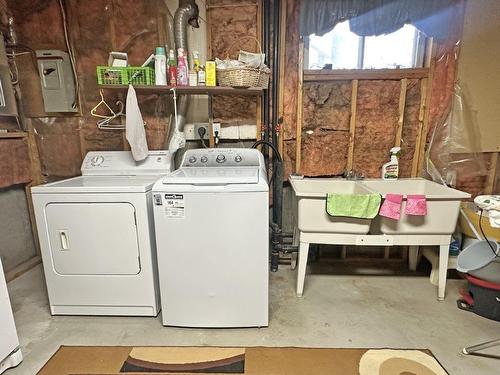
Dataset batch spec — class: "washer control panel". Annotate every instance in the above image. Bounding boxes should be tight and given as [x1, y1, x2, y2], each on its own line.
[181, 148, 261, 168]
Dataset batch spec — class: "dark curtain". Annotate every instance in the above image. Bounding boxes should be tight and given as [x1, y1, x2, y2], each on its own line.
[300, 0, 458, 39]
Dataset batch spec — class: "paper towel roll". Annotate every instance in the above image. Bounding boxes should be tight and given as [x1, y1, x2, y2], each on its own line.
[126, 84, 149, 161]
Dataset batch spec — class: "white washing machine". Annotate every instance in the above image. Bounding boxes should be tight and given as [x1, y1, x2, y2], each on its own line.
[0, 259, 22, 374]
[32, 150, 173, 316]
[152, 148, 269, 328]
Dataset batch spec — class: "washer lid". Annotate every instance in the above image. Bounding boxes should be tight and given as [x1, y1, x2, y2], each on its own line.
[31, 175, 159, 194]
[161, 167, 259, 185]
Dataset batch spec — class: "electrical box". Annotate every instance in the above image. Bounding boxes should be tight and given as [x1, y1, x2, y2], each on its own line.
[0, 35, 18, 117]
[36, 50, 77, 113]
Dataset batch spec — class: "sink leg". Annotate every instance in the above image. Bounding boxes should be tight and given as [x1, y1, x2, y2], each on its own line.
[296, 241, 309, 297]
[408, 246, 419, 271]
[438, 242, 450, 301]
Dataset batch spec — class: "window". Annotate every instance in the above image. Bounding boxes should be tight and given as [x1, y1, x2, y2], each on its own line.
[307, 21, 426, 70]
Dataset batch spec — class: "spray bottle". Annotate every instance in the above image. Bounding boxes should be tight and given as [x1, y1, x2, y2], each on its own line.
[167, 49, 177, 86]
[176, 48, 189, 86]
[381, 147, 401, 180]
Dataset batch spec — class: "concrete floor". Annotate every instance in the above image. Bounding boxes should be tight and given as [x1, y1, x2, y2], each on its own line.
[5, 264, 499, 375]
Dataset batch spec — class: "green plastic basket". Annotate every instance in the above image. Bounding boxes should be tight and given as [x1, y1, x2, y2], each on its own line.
[96, 66, 155, 85]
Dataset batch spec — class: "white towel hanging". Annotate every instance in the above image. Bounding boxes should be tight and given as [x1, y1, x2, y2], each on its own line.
[125, 85, 149, 161]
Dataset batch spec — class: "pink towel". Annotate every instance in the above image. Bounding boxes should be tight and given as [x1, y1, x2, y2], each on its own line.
[379, 194, 403, 220]
[405, 194, 427, 215]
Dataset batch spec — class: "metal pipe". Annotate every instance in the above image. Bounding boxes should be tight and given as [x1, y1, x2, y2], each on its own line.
[262, 0, 271, 162]
[271, 0, 283, 233]
[165, 0, 199, 155]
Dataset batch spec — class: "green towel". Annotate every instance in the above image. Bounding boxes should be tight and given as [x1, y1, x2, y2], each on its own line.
[326, 193, 381, 219]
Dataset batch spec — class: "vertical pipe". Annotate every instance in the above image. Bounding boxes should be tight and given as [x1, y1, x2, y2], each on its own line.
[262, 0, 271, 163]
[269, 0, 282, 272]
[272, 0, 282, 229]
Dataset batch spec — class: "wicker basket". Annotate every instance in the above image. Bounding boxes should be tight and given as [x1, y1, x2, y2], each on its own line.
[216, 36, 270, 89]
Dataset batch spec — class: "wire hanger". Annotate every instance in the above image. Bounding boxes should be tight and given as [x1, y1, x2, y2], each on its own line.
[90, 89, 116, 119]
[97, 100, 126, 130]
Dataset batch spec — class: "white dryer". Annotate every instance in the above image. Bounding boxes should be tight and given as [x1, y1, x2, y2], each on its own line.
[152, 148, 269, 328]
[32, 150, 173, 316]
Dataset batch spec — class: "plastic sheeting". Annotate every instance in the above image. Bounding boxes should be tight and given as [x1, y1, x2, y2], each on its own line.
[426, 84, 488, 190]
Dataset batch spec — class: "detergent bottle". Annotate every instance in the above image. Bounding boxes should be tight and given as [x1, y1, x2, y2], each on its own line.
[381, 147, 401, 180]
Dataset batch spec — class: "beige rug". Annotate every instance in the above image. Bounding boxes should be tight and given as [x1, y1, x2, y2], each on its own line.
[38, 346, 448, 375]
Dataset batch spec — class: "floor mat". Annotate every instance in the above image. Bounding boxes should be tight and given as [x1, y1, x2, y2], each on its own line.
[37, 346, 449, 375]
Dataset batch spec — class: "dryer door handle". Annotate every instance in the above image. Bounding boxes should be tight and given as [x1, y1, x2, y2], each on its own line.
[59, 230, 69, 250]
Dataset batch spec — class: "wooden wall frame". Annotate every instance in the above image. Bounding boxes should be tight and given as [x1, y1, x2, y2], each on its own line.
[346, 79, 358, 171]
[295, 39, 304, 172]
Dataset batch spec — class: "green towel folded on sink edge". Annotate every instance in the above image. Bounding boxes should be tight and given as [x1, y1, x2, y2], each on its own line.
[326, 193, 382, 219]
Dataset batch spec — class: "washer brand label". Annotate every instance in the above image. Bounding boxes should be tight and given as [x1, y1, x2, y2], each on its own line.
[164, 194, 185, 218]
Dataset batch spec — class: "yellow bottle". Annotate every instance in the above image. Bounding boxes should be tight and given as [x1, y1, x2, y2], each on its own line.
[205, 61, 216, 87]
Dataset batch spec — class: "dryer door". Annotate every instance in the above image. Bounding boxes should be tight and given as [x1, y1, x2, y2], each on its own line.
[45, 202, 141, 275]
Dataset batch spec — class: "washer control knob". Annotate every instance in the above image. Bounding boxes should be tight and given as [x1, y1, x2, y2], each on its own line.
[234, 155, 242, 163]
[200, 156, 208, 163]
[216, 154, 226, 163]
[90, 155, 104, 166]
[188, 156, 197, 163]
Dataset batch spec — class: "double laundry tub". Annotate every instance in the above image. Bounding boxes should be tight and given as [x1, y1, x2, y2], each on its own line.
[290, 177, 471, 299]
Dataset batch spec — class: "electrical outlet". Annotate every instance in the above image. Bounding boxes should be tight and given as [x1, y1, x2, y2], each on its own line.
[212, 122, 221, 137]
[194, 124, 209, 139]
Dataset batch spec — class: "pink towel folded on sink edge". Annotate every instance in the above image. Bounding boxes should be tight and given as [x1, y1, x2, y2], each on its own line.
[405, 194, 427, 215]
[379, 193, 403, 220]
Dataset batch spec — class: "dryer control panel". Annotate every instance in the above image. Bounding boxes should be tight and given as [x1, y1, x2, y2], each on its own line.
[181, 148, 262, 168]
[82, 151, 173, 176]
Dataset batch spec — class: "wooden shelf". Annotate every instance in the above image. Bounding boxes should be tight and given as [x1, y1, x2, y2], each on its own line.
[99, 85, 264, 96]
[0, 131, 28, 139]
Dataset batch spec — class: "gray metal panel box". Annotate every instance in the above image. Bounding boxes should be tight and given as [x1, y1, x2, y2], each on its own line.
[36, 50, 77, 113]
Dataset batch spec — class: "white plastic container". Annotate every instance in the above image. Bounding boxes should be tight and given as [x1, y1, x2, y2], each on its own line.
[154, 47, 167, 85]
[361, 178, 470, 234]
[289, 177, 373, 234]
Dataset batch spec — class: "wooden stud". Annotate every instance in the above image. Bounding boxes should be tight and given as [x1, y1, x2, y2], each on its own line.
[277, 0, 287, 155]
[295, 39, 304, 172]
[417, 38, 436, 175]
[304, 68, 429, 81]
[206, 2, 258, 9]
[411, 78, 428, 177]
[5, 255, 42, 282]
[395, 78, 408, 147]
[485, 152, 498, 194]
[25, 185, 41, 255]
[23, 120, 43, 255]
[0, 131, 27, 138]
[206, 1, 212, 59]
[346, 79, 359, 171]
